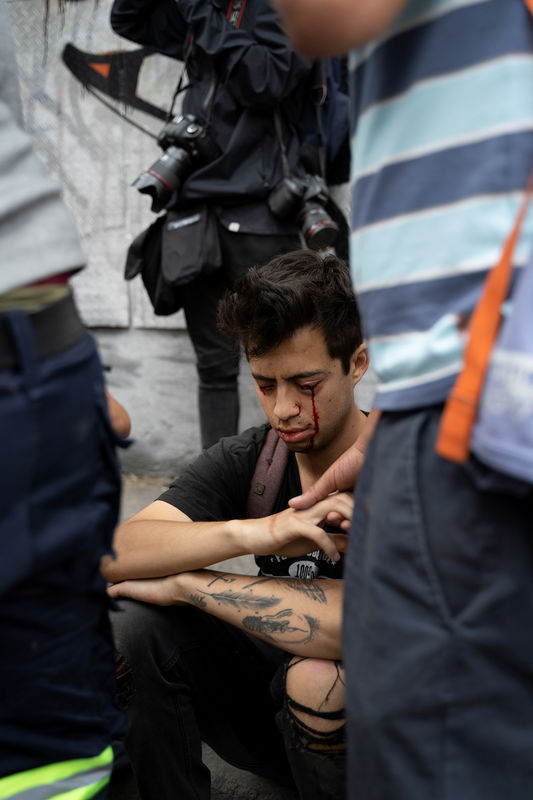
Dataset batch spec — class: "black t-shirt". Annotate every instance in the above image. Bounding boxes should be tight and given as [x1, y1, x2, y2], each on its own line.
[159, 424, 344, 580]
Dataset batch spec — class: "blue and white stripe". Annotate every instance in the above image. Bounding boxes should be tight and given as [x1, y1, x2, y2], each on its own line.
[349, 0, 533, 409]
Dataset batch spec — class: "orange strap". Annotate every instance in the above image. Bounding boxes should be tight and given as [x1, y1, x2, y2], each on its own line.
[436, 0, 533, 462]
[435, 173, 533, 462]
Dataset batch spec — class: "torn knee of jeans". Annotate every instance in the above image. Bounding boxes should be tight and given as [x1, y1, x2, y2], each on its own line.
[283, 657, 346, 752]
[115, 651, 135, 709]
[286, 696, 346, 753]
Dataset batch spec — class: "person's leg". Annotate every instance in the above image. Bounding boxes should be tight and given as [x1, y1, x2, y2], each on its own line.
[0, 297, 125, 797]
[112, 599, 294, 800]
[274, 657, 346, 799]
[181, 269, 240, 450]
[343, 406, 533, 800]
[219, 228, 303, 286]
[182, 227, 302, 449]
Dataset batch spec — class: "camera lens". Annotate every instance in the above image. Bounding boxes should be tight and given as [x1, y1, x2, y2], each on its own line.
[298, 202, 339, 250]
[132, 146, 193, 213]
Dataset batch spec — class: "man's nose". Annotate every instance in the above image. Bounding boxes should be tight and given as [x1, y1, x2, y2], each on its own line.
[274, 389, 300, 422]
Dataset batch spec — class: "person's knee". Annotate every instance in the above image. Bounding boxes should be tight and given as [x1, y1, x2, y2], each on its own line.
[111, 599, 159, 665]
[197, 364, 239, 389]
[111, 599, 160, 709]
[111, 600, 206, 676]
[111, 599, 181, 703]
[283, 657, 345, 752]
[191, 330, 240, 386]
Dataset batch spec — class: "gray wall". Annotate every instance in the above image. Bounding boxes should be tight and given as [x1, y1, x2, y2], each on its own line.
[7, 0, 184, 329]
[8, 0, 376, 475]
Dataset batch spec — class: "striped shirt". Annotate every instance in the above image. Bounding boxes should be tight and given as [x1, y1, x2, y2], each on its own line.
[349, 0, 533, 409]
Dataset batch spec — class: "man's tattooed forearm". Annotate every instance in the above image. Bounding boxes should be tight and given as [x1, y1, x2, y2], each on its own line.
[189, 593, 207, 608]
[285, 580, 326, 604]
[206, 574, 236, 588]
[243, 609, 319, 645]
[241, 577, 276, 591]
[199, 589, 281, 611]
[242, 577, 327, 604]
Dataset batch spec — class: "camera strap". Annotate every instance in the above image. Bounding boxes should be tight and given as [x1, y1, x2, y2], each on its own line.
[273, 108, 292, 179]
[310, 60, 327, 179]
[167, 0, 246, 125]
[197, 0, 247, 123]
[226, 0, 247, 28]
[167, 39, 194, 122]
[273, 64, 328, 182]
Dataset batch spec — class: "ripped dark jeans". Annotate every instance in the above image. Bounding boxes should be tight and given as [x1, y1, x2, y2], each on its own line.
[111, 600, 345, 800]
[273, 657, 346, 800]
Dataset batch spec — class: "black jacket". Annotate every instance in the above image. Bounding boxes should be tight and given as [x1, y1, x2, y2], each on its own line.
[110, 0, 312, 223]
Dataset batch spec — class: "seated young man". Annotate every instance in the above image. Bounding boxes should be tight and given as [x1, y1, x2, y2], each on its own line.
[102, 249, 369, 800]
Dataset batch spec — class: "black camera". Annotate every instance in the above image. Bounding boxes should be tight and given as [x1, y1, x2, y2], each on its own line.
[133, 114, 221, 213]
[268, 174, 339, 251]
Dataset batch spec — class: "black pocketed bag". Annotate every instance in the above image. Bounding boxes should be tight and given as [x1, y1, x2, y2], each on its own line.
[124, 206, 222, 316]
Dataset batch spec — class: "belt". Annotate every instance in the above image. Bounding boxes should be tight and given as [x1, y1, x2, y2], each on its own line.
[0, 292, 85, 368]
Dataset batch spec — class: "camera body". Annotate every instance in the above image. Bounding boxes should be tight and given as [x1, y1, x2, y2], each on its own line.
[268, 174, 338, 251]
[133, 115, 221, 213]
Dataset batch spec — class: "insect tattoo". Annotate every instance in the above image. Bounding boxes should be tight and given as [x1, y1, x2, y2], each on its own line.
[242, 609, 319, 644]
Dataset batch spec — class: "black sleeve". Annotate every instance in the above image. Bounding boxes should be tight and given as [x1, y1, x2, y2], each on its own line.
[180, 0, 312, 107]
[110, 0, 189, 60]
[158, 425, 269, 521]
[110, 0, 312, 107]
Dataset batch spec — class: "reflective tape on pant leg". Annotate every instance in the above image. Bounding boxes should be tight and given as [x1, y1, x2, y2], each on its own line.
[0, 746, 113, 800]
[11, 772, 110, 800]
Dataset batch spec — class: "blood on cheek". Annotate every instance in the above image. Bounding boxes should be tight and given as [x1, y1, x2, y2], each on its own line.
[308, 387, 320, 449]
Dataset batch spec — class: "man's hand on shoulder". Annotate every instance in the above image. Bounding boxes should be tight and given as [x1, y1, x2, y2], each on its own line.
[289, 409, 381, 511]
[289, 443, 364, 511]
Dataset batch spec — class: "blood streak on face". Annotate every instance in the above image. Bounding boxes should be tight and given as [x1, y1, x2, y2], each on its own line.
[307, 386, 320, 449]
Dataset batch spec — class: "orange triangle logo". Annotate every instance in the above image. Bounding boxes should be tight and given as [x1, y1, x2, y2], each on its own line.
[89, 62, 110, 79]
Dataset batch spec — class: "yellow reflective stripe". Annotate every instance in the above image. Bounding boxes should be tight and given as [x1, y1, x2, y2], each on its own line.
[10, 769, 110, 800]
[0, 747, 113, 800]
[49, 775, 109, 800]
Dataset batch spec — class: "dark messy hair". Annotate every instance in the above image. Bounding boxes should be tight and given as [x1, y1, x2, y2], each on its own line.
[218, 249, 363, 374]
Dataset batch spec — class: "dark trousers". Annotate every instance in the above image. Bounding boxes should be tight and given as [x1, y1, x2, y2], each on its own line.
[181, 225, 301, 449]
[343, 406, 533, 800]
[112, 600, 293, 799]
[0, 298, 125, 794]
[112, 599, 346, 800]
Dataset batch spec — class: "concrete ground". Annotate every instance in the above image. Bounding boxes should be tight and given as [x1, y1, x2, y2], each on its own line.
[110, 744, 297, 800]
[111, 475, 296, 800]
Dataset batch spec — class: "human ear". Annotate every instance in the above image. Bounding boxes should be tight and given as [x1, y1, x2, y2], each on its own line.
[350, 343, 369, 386]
